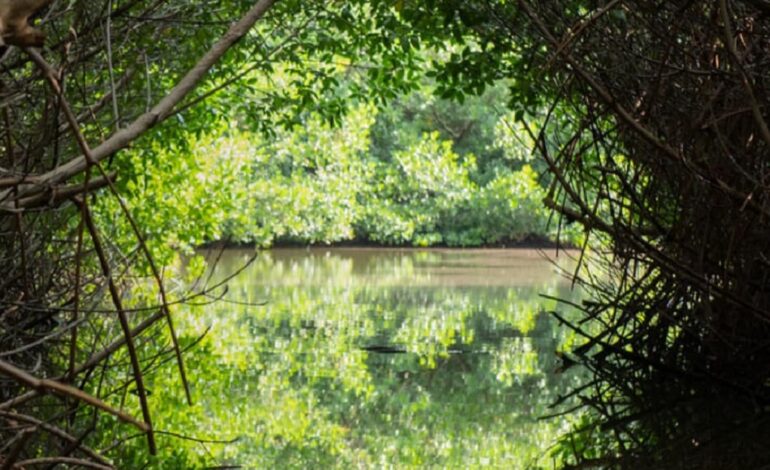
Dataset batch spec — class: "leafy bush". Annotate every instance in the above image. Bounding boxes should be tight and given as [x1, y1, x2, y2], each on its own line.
[356, 132, 476, 245]
[440, 165, 547, 246]
[110, 85, 566, 250]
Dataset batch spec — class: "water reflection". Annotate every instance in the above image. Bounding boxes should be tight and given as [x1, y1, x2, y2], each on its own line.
[161, 248, 584, 468]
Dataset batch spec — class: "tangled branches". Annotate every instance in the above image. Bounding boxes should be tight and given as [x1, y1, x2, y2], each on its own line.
[508, 1, 770, 468]
[0, 1, 276, 467]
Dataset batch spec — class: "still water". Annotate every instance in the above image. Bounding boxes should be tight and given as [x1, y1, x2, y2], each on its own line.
[164, 248, 584, 469]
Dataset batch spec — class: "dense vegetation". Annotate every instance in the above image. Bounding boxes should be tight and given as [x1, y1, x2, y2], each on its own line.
[105, 82, 558, 251]
[3, 1, 770, 469]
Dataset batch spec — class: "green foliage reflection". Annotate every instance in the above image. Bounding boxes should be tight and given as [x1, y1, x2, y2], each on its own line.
[137, 249, 584, 468]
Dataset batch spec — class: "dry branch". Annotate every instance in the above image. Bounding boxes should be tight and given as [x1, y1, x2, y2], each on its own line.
[0, 0, 279, 466]
[0, 359, 147, 432]
[0, 0, 277, 208]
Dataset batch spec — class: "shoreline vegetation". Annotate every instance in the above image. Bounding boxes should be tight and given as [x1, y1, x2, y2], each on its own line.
[110, 87, 581, 260]
[199, 233, 576, 251]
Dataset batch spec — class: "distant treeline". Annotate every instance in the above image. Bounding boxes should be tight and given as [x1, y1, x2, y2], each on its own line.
[107, 83, 577, 257]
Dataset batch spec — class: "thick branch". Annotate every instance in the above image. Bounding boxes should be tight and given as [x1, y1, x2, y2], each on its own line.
[0, 359, 148, 432]
[0, 0, 277, 206]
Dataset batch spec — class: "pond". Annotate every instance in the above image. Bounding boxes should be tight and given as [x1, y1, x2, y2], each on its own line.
[153, 248, 586, 468]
